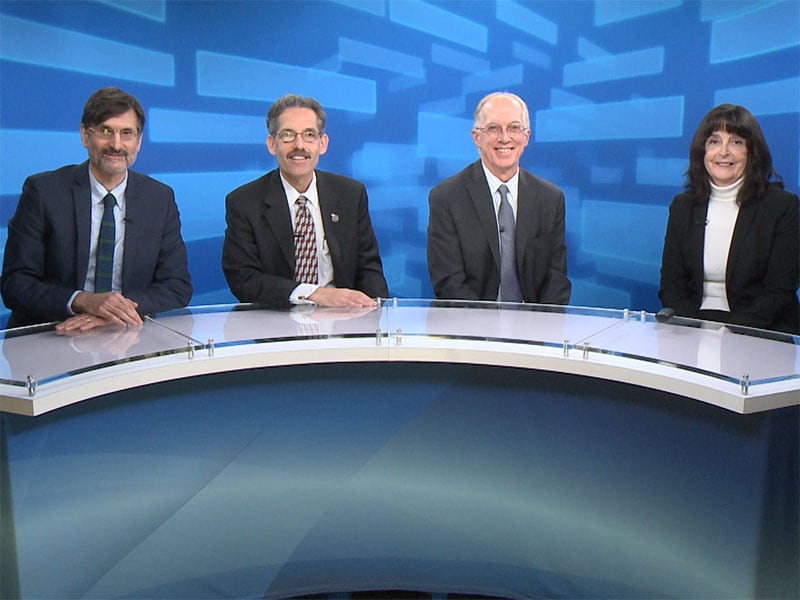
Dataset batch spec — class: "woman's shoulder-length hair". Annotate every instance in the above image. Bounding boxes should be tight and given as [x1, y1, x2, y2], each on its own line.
[684, 103, 783, 205]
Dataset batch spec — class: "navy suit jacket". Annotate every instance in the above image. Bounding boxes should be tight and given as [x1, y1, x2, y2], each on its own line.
[659, 183, 799, 334]
[427, 160, 571, 304]
[1, 162, 192, 328]
[221, 169, 388, 306]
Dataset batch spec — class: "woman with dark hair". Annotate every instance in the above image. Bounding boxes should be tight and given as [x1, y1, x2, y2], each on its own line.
[659, 104, 799, 334]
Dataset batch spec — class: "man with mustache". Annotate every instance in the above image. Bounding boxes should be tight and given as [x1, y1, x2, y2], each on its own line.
[1, 87, 192, 330]
[222, 94, 388, 307]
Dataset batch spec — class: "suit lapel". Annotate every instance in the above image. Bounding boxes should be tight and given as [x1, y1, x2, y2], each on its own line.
[120, 172, 142, 292]
[514, 171, 536, 266]
[317, 172, 342, 271]
[262, 172, 295, 269]
[467, 163, 501, 267]
[73, 164, 92, 288]
[726, 200, 756, 282]
[690, 202, 708, 292]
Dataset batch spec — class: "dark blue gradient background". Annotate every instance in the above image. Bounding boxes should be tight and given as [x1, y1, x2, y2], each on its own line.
[2, 363, 798, 598]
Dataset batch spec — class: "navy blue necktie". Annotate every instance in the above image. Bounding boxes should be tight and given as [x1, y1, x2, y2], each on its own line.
[94, 192, 116, 293]
[498, 185, 523, 302]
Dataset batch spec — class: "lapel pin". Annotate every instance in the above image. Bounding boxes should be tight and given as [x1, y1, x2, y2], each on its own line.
[331, 213, 339, 223]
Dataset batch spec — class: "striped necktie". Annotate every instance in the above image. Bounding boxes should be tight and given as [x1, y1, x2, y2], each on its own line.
[94, 192, 116, 293]
[293, 195, 318, 284]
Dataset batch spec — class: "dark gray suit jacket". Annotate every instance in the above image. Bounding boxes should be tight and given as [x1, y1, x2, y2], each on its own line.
[427, 160, 570, 304]
[221, 169, 388, 306]
[1, 162, 192, 328]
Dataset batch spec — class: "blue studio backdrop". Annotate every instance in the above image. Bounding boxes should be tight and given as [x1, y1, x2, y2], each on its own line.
[0, 0, 798, 324]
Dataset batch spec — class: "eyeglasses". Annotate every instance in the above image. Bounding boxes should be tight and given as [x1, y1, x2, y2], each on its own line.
[87, 125, 140, 142]
[474, 123, 528, 139]
[274, 129, 322, 143]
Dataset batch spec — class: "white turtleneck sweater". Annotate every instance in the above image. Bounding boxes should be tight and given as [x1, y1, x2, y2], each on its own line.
[700, 177, 743, 312]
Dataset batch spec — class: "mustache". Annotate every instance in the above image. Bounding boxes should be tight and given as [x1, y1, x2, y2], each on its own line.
[102, 149, 129, 158]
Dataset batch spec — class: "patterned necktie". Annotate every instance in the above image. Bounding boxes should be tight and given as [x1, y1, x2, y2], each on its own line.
[94, 192, 116, 293]
[498, 184, 523, 302]
[293, 195, 318, 284]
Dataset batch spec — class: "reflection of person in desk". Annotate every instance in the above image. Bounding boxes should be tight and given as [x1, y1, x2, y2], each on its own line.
[427, 91, 571, 304]
[222, 94, 388, 309]
[0, 87, 192, 331]
[659, 104, 799, 335]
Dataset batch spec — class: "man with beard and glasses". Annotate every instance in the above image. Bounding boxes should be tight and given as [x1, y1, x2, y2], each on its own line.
[222, 93, 388, 307]
[1, 87, 192, 330]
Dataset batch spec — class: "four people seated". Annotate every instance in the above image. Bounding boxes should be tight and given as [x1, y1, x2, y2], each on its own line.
[1, 88, 797, 335]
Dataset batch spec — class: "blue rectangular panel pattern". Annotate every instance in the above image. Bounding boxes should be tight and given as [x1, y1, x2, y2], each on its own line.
[389, 0, 487, 52]
[595, 0, 682, 25]
[339, 37, 425, 77]
[581, 200, 668, 282]
[714, 77, 800, 115]
[0, 15, 175, 85]
[710, 1, 800, 63]
[637, 158, 687, 186]
[512, 42, 552, 70]
[98, 0, 167, 22]
[564, 47, 664, 86]
[496, 1, 558, 45]
[0, 130, 84, 195]
[196, 51, 376, 114]
[152, 170, 264, 241]
[331, 0, 386, 17]
[148, 109, 265, 144]
[535, 96, 684, 141]
[463, 65, 524, 95]
[352, 143, 425, 182]
[431, 44, 489, 73]
[578, 37, 610, 60]
[418, 113, 474, 161]
[550, 89, 592, 108]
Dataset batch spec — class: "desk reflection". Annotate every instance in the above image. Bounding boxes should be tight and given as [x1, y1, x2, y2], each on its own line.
[0, 317, 195, 384]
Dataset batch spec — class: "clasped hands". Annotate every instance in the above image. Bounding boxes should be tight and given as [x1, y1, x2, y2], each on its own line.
[55, 291, 142, 333]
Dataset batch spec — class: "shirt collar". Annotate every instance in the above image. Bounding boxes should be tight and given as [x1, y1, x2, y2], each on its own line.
[280, 171, 319, 209]
[480, 162, 520, 200]
[88, 166, 128, 208]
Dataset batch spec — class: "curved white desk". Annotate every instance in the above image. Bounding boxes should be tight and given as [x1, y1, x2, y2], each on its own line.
[1, 302, 798, 599]
[1, 301, 797, 416]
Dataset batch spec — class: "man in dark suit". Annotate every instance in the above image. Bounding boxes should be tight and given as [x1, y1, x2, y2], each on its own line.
[427, 92, 570, 304]
[1, 87, 192, 330]
[222, 94, 387, 307]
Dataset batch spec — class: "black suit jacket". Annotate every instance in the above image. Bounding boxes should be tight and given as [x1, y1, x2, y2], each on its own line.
[659, 183, 799, 334]
[221, 169, 388, 306]
[427, 160, 571, 304]
[1, 162, 192, 328]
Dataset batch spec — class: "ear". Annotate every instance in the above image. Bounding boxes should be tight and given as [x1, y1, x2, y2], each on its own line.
[318, 133, 329, 155]
[471, 129, 480, 147]
[266, 135, 276, 156]
[80, 124, 90, 149]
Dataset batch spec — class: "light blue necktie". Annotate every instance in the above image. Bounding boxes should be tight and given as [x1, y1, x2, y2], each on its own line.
[498, 184, 523, 302]
[94, 192, 116, 293]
